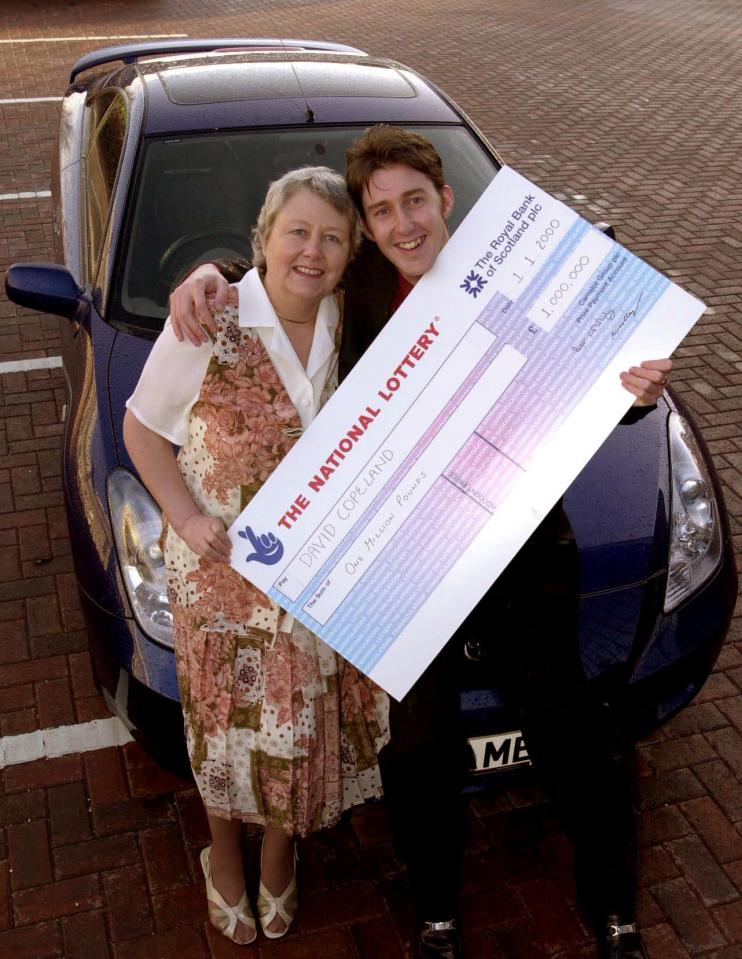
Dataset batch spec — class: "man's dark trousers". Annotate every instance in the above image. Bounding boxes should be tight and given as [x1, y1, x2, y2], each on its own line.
[377, 509, 637, 923]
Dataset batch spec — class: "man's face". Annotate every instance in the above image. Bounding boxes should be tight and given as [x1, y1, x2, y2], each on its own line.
[360, 163, 454, 284]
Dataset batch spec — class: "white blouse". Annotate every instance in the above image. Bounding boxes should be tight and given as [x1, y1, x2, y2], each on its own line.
[126, 268, 340, 444]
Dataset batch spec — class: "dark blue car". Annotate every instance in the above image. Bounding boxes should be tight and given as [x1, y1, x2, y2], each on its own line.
[5, 39, 737, 779]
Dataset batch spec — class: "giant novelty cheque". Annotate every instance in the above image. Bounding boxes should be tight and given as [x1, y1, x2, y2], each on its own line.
[228, 166, 705, 700]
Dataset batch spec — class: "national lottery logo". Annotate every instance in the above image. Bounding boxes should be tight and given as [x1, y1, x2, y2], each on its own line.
[460, 271, 487, 298]
[239, 526, 285, 565]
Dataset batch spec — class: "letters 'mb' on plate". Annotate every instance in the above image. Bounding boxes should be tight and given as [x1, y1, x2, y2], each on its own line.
[229, 166, 706, 701]
[468, 731, 532, 773]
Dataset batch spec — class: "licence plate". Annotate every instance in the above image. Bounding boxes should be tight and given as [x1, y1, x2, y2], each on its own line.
[468, 730, 532, 773]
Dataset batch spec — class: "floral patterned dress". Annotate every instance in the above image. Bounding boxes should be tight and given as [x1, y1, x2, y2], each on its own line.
[161, 295, 389, 836]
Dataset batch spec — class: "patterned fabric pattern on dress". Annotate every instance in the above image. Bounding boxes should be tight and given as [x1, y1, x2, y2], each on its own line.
[163, 299, 389, 835]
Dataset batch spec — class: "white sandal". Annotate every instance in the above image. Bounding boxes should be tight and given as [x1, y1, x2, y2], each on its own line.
[257, 843, 298, 939]
[200, 846, 257, 945]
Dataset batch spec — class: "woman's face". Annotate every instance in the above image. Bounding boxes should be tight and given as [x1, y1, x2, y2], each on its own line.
[263, 189, 352, 304]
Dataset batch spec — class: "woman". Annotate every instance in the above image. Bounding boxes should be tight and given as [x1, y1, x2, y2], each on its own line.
[124, 167, 389, 945]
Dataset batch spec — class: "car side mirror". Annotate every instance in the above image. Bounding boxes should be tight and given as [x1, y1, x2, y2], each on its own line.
[5, 263, 84, 320]
[595, 222, 616, 241]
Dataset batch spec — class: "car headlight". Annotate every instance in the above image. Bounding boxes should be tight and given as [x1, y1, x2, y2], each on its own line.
[664, 412, 723, 613]
[107, 467, 174, 648]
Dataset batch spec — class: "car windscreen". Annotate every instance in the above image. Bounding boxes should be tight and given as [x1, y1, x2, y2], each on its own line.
[114, 125, 498, 334]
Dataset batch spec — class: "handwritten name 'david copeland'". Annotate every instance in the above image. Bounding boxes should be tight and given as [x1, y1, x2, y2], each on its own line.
[276, 319, 441, 531]
[296, 449, 395, 569]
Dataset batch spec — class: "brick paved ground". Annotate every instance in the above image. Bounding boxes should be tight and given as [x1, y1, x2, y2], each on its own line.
[1, 0, 741, 955]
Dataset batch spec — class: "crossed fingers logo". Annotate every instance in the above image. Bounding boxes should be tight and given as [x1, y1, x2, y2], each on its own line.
[239, 526, 284, 565]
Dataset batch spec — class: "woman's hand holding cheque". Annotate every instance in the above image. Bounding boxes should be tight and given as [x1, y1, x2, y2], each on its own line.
[178, 513, 232, 564]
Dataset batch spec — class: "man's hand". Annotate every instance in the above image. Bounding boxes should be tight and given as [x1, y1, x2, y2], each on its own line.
[620, 358, 673, 406]
[169, 263, 231, 344]
[177, 513, 232, 563]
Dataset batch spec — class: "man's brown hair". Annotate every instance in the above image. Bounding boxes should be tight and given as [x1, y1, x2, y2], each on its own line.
[345, 125, 446, 217]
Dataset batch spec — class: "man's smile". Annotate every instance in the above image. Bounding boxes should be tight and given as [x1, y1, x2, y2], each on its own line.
[396, 236, 426, 251]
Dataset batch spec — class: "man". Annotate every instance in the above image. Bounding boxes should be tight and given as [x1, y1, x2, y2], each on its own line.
[170, 126, 670, 959]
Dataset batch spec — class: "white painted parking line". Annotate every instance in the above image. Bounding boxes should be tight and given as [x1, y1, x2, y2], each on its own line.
[0, 97, 63, 104]
[0, 190, 51, 201]
[0, 356, 63, 374]
[0, 716, 133, 768]
[0, 34, 188, 44]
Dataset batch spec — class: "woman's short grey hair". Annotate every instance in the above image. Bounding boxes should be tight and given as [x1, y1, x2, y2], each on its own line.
[251, 166, 360, 273]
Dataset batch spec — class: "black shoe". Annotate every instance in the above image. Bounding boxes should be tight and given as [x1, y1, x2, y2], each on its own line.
[415, 919, 464, 959]
[597, 916, 648, 959]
